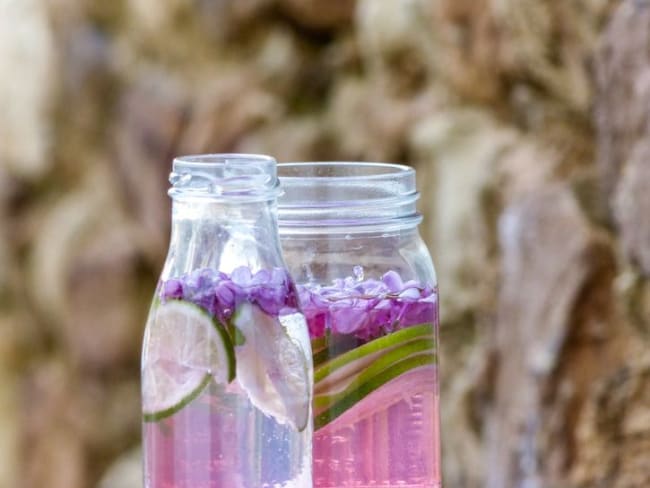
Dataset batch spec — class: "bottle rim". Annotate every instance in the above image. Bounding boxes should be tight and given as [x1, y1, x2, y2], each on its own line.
[169, 153, 282, 201]
[277, 162, 422, 233]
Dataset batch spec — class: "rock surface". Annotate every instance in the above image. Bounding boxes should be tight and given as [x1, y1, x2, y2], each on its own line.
[0, 0, 55, 179]
[489, 185, 616, 487]
[597, 1, 650, 276]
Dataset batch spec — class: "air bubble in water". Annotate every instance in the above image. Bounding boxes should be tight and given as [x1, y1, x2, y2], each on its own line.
[302, 264, 315, 283]
[353, 265, 364, 281]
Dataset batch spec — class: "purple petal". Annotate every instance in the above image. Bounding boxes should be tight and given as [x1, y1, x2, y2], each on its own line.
[270, 268, 288, 286]
[398, 288, 420, 301]
[382, 271, 403, 293]
[161, 279, 183, 300]
[231, 266, 252, 286]
[251, 269, 271, 285]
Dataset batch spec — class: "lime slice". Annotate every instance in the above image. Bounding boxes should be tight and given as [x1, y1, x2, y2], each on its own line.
[314, 337, 435, 403]
[232, 303, 311, 431]
[311, 324, 436, 430]
[142, 371, 211, 422]
[312, 334, 362, 368]
[314, 353, 435, 430]
[314, 323, 433, 384]
[142, 300, 235, 421]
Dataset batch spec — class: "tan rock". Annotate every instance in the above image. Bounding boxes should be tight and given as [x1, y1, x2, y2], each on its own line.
[194, 0, 274, 40]
[0, 0, 56, 180]
[0, 319, 18, 488]
[356, 0, 432, 91]
[491, 0, 607, 113]
[127, 0, 188, 34]
[278, 0, 355, 30]
[614, 142, 650, 275]
[22, 360, 87, 488]
[410, 109, 519, 320]
[596, 2, 650, 275]
[179, 70, 283, 155]
[328, 77, 435, 161]
[429, 0, 503, 103]
[26, 428, 86, 488]
[28, 165, 146, 370]
[239, 117, 324, 162]
[98, 447, 142, 488]
[113, 72, 188, 263]
[489, 184, 615, 487]
[571, 353, 650, 487]
[254, 28, 306, 96]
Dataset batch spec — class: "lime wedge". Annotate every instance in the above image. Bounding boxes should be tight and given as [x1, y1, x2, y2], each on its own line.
[312, 334, 362, 368]
[311, 324, 436, 430]
[314, 323, 433, 384]
[142, 300, 235, 421]
[314, 353, 435, 430]
[232, 303, 311, 431]
[314, 337, 435, 403]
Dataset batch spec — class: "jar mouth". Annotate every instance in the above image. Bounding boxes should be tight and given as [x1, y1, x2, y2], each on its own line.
[277, 162, 422, 233]
[169, 154, 282, 201]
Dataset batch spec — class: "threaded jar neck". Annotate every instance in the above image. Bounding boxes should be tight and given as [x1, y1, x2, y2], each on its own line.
[169, 154, 282, 202]
[277, 162, 422, 234]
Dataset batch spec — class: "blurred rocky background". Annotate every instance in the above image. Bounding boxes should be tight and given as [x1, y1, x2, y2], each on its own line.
[0, 0, 649, 487]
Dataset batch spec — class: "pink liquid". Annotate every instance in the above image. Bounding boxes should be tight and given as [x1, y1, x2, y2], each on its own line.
[143, 385, 311, 488]
[313, 366, 441, 488]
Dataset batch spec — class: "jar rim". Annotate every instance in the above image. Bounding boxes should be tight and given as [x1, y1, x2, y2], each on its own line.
[169, 153, 282, 201]
[174, 153, 277, 167]
[277, 162, 422, 233]
[278, 162, 414, 182]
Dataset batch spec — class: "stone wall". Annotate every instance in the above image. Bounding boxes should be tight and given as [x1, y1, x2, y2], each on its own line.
[0, 0, 648, 487]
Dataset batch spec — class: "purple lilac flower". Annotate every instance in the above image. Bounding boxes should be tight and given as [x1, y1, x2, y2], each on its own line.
[159, 266, 299, 324]
[298, 271, 438, 341]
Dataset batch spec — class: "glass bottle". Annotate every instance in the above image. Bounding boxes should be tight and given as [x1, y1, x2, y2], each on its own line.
[142, 154, 313, 488]
[278, 162, 441, 488]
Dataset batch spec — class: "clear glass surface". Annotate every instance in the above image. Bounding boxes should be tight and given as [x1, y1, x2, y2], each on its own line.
[142, 154, 313, 488]
[278, 163, 441, 488]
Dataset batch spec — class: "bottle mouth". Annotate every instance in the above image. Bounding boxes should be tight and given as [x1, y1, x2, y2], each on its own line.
[169, 154, 282, 201]
[277, 162, 422, 233]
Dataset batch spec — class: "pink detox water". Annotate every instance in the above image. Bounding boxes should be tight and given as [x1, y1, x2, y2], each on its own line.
[144, 383, 310, 488]
[313, 368, 440, 487]
[299, 272, 442, 488]
[142, 267, 313, 488]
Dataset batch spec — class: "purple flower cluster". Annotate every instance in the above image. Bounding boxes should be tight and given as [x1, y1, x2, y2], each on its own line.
[298, 270, 438, 341]
[160, 267, 299, 324]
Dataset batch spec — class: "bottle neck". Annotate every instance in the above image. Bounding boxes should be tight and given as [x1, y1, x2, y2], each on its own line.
[162, 198, 285, 280]
[277, 162, 422, 235]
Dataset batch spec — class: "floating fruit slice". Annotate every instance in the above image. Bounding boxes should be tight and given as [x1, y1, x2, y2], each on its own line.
[314, 353, 435, 430]
[142, 371, 211, 422]
[314, 337, 435, 402]
[311, 324, 436, 430]
[142, 300, 235, 421]
[232, 303, 311, 431]
[314, 365, 436, 435]
[312, 334, 363, 368]
[314, 323, 433, 384]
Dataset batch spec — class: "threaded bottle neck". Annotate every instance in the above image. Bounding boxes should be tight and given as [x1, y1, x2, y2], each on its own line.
[169, 154, 282, 202]
[277, 162, 422, 235]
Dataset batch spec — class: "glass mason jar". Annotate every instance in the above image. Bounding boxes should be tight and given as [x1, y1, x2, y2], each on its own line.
[278, 162, 441, 488]
[141, 154, 313, 488]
